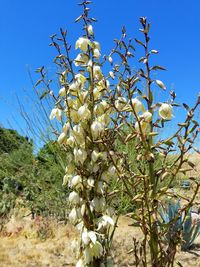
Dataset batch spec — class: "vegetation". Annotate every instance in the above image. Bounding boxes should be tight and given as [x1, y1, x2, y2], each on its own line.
[0, 1, 200, 267]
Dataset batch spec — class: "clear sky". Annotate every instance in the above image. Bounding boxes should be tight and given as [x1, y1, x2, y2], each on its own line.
[0, 0, 200, 143]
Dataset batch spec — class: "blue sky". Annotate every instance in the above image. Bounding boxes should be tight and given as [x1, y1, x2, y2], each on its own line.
[0, 0, 200, 143]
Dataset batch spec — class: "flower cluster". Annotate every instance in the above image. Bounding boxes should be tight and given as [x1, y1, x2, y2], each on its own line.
[50, 25, 117, 266]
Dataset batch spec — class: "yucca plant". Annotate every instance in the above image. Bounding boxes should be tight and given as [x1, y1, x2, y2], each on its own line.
[159, 200, 200, 251]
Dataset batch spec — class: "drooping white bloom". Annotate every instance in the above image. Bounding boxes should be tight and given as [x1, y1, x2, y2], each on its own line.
[66, 136, 75, 147]
[62, 174, 72, 186]
[90, 241, 103, 258]
[87, 25, 94, 35]
[91, 150, 100, 162]
[59, 87, 66, 96]
[131, 98, 143, 113]
[62, 122, 70, 134]
[142, 111, 152, 122]
[87, 177, 95, 187]
[74, 148, 87, 165]
[77, 105, 91, 121]
[69, 191, 80, 205]
[74, 53, 89, 66]
[75, 73, 86, 86]
[93, 48, 101, 59]
[75, 37, 91, 52]
[115, 97, 127, 111]
[82, 230, 91, 245]
[57, 132, 66, 144]
[82, 230, 97, 245]
[93, 65, 103, 79]
[91, 121, 105, 139]
[71, 175, 82, 188]
[49, 108, 62, 121]
[159, 103, 173, 120]
[76, 258, 84, 267]
[91, 197, 106, 212]
[69, 207, 80, 224]
[135, 121, 148, 133]
[93, 41, 101, 51]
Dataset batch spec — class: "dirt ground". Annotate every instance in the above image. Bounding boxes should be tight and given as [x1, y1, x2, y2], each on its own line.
[0, 215, 199, 267]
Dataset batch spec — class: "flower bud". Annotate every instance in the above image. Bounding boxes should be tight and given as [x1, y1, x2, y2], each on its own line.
[155, 80, 166, 90]
[87, 25, 94, 35]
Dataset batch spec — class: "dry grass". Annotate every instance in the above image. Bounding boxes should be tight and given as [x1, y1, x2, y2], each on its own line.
[0, 215, 199, 267]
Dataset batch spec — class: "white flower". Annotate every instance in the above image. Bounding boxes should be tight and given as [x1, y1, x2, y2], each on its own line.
[91, 197, 106, 212]
[77, 105, 91, 121]
[75, 73, 86, 86]
[97, 215, 115, 230]
[74, 148, 87, 165]
[91, 150, 100, 162]
[49, 108, 62, 121]
[87, 177, 95, 187]
[135, 121, 148, 133]
[93, 41, 101, 50]
[90, 241, 103, 258]
[57, 132, 66, 144]
[62, 122, 70, 134]
[93, 65, 103, 79]
[62, 174, 72, 186]
[142, 111, 152, 122]
[59, 87, 66, 96]
[74, 53, 89, 66]
[75, 37, 91, 52]
[115, 97, 127, 111]
[69, 82, 80, 93]
[93, 48, 100, 58]
[82, 230, 97, 245]
[131, 98, 143, 113]
[69, 191, 80, 205]
[82, 230, 90, 245]
[91, 121, 105, 139]
[66, 136, 75, 147]
[159, 103, 173, 120]
[71, 175, 82, 188]
[69, 207, 80, 223]
[87, 25, 94, 35]
[76, 258, 84, 267]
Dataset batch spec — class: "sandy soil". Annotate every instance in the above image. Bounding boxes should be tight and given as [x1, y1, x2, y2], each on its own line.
[0, 215, 199, 267]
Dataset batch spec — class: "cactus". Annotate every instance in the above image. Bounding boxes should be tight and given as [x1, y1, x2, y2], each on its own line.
[159, 200, 200, 250]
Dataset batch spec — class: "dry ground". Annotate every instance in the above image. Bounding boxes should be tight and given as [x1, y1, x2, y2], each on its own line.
[0, 215, 199, 267]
